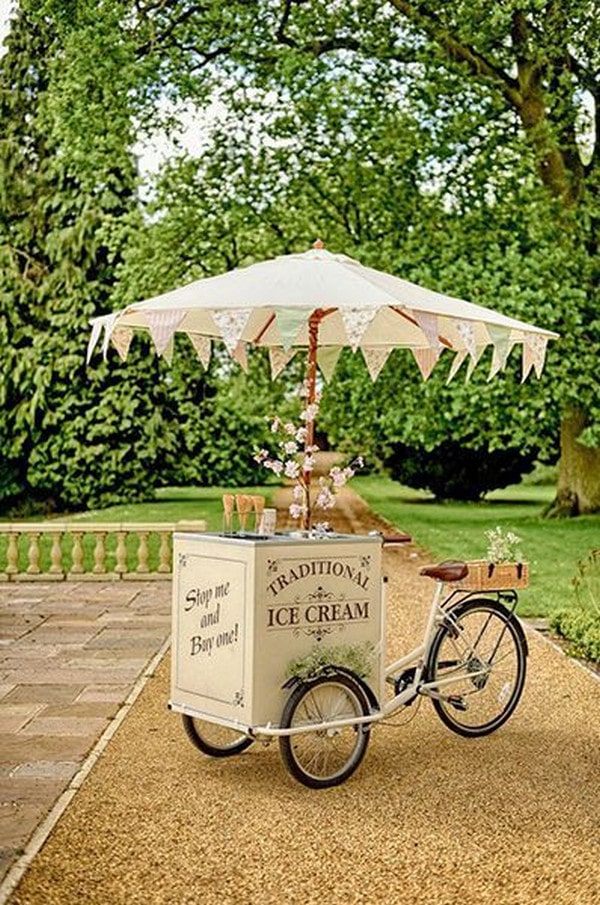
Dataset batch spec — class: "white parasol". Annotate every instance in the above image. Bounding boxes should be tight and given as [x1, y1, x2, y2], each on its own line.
[88, 241, 558, 526]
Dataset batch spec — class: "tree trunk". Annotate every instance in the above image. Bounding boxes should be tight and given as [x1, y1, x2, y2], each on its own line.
[546, 409, 600, 517]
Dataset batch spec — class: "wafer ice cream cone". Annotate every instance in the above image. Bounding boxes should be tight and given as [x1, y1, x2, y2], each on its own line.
[222, 494, 235, 532]
[252, 495, 265, 532]
[236, 494, 252, 532]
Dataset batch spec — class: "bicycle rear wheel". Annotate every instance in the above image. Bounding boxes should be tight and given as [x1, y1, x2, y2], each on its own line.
[426, 598, 527, 737]
[182, 715, 253, 757]
[279, 672, 371, 789]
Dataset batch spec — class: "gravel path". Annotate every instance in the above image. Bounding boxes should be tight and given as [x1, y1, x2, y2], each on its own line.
[8, 489, 600, 905]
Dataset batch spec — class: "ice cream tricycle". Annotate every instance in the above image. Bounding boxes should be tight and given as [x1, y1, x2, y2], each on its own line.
[169, 527, 528, 789]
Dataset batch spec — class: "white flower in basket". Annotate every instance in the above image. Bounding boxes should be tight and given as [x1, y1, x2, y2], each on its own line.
[459, 527, 529, 590]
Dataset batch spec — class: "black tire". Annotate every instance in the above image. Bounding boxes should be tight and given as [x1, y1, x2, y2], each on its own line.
[426, 598, 527, 737]
[182, 715, 253, 757]
[279, 672, 371, 789]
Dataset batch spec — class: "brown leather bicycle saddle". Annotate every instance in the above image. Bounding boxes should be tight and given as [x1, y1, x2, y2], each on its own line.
[419, 560, 469, 582]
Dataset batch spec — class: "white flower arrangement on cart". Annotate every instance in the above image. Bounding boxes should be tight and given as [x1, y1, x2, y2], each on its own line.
[253, 398, 363, 530]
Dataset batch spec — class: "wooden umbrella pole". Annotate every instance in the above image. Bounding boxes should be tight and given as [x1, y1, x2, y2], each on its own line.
[302, 311, 322, 530]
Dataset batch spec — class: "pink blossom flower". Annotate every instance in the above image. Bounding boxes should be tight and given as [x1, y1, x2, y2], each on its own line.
[284, 460, 301, 479]
[267, 459, 284, 476]
[283, 440, 299, 456]
[289, 502, 307, 520]
[300, 403, 320, 423]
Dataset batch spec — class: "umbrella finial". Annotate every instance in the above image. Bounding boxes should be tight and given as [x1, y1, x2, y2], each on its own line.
[313, 238, 325, 250]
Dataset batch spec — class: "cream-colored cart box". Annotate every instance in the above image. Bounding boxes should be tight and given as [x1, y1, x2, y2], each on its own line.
[170, 533, 384, 730]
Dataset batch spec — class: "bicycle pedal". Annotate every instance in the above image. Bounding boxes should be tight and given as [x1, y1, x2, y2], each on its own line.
[394, 667, 416, 697]
[448, 695, 467, 712]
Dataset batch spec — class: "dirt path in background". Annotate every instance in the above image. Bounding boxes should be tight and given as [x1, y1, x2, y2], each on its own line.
[7, 488, 600, 905]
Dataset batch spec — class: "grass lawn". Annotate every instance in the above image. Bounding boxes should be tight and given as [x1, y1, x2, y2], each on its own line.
[66, 484, 276, 531]
[352, 475, 599, 620]
[3, 478, 596, 621]
[0, 485, 276, 573]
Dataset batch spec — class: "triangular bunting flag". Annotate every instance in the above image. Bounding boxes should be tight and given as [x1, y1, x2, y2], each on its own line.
[189, 334, 212, 369]
[465, 344, 487, 381]
[486, 324, 511, 380]
[111, 327, 134, 362]
[211, 309, 251, 354]
[340, 308, 378, 352]
[361, 347, 392, 381]
[101, 312, 120, 359]
[447, 349, 468, 383]
[412, 347, 441, 381]
[144, 310, 186, 356]
[274, 308, 310, 349]
[317, 346, 342, 382]
[232, 340, 249, 372]
[412, 310, 441, 350]
[456, 320, 477, 359]
[269, 347, 297, 379]
[162, 338, 174, 365]
[87, 317, 105, 364]
[523, 333, 549, 379]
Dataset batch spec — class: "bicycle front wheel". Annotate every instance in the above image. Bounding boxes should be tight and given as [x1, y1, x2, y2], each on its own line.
[279, 673, 371, 789]
[427, 598, 527, 737]
[182, 715, 253, 757]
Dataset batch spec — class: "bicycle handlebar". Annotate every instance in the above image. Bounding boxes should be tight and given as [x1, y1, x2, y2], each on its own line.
[381, 533, 412, 546]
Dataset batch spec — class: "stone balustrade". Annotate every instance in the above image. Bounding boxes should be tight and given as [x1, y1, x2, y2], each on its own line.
[0, 520, 207, 581]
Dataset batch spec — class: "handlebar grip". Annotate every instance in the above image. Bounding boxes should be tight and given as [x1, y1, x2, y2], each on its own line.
[382, 534, 412, 545]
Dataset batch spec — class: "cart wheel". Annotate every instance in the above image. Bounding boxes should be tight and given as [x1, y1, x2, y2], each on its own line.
[182, 715, 253, 758]
[279, 672, 371, 789]
[426, 597, 527, 737]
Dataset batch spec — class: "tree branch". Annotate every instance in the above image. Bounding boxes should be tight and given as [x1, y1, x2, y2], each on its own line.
[387, 0, 522, 107]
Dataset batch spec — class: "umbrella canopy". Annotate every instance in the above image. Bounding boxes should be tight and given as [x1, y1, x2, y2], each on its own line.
[87, 242, 558, 528]
[88, 242, 558, 387]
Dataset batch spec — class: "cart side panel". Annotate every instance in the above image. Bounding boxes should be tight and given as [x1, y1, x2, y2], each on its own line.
[170, 535, 254, 725]
[251, 537, 383, 727]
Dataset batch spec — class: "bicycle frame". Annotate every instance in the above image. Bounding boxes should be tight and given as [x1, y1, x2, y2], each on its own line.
[175, 580, 519, 740]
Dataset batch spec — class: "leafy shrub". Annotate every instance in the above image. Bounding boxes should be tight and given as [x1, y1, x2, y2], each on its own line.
[551, 550, 600, 663]
[286, 643, 375, 682]
[384, 441, 537, 501]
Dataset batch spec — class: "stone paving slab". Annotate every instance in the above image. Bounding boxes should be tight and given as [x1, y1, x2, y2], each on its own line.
[0, 580, 171, 886]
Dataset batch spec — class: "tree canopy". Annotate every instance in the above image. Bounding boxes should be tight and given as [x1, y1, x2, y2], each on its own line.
[1, 0, 598, 512]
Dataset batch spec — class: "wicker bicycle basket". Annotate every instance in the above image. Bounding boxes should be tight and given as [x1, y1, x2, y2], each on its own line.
[454, 560, 529, 591]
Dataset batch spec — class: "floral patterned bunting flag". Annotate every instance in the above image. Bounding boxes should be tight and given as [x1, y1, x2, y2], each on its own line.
[111, 326, 134, 362]
[340, 308, 378, 352]
[456, 320, 477, 359]
[211, 309, 251, 354]
[522, 333, 549, 381]
[361, 347, 392, 381]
